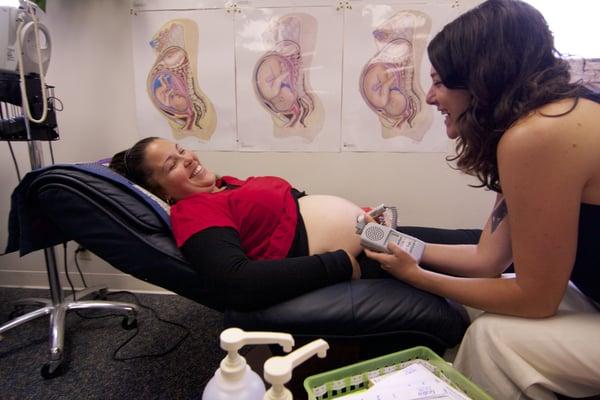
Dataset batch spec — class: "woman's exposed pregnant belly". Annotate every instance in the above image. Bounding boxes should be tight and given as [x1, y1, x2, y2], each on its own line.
[298, 195, 364, 256]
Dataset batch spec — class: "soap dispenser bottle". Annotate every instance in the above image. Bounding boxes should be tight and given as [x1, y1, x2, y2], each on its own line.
[202, 327, 294, 400]
[263, 339, 329, 400]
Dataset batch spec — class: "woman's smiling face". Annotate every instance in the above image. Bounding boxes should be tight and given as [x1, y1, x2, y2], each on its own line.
[144, 138, 216, 201]
[425, 67, 471, 139]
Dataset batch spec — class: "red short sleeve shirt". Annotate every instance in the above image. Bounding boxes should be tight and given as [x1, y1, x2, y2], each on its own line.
[170, 176, 298, 260]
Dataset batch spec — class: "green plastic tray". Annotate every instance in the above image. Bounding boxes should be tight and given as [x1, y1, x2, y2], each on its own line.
[304, 346, 492, 400]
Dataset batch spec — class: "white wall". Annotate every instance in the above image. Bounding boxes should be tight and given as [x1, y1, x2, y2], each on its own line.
[0, 0, 491, 292]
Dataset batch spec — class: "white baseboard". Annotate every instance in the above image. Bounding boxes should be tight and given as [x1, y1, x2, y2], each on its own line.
[0, 269, 172, 294]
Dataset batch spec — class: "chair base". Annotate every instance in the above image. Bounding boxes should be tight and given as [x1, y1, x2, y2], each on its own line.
[0, 285, 138, 378]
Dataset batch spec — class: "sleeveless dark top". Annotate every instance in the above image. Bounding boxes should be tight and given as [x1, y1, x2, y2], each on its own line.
[572, 91, 600, 303]
[571, 204, 600, 304]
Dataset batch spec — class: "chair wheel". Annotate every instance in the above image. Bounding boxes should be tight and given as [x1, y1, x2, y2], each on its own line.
[41, 362, 64, 379]
[122, 317, 137, 330]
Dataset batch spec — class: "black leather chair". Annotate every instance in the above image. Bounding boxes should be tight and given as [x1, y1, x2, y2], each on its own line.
[5, 163, 471, 374]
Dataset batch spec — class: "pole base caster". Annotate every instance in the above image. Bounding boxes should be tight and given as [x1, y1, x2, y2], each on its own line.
[41, 361, 65, 379]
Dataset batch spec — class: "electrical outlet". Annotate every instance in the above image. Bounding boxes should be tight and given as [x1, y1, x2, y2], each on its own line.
[78, 249, 92, 261]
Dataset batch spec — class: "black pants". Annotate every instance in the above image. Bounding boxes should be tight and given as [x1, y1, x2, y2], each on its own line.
[358, 226, 482, 278]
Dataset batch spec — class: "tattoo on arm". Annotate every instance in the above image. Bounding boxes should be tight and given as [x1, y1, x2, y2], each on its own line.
[491, 199, 507, 233]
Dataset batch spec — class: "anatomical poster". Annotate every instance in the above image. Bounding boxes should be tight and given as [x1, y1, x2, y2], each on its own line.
[235, 6, 343, 151]
[341, 2, 459, 152]
[131, 9, 237, 150]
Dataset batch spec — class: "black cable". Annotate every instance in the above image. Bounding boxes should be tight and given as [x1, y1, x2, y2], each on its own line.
[63, 244, 190, 360]
[73, 246, 88, 288]
[6, 141, 22, 182]
[47, 94, 62, 165]
[63, 242, 77, 301]
[48, 96, 64, 111]
[73, 290, 191, 361]
[108, 291, 191, 361]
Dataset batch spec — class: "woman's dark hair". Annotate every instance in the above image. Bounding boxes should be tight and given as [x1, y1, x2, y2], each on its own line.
[109, 136, 164, 196]
[428, 0, 586, 192]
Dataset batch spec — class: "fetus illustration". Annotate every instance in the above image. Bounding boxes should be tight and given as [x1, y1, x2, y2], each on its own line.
[360, 11, 432, 141]
[147, 19, 216, 141]
[253, 13, 324, 142]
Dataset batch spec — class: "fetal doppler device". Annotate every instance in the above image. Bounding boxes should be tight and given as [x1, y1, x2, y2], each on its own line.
[355, 204, 425, 262]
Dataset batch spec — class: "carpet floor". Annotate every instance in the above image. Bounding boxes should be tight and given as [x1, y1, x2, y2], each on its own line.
[0, 287, 226, 400]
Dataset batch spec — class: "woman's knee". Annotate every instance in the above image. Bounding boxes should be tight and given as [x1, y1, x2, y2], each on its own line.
[462, 313, 499, 348]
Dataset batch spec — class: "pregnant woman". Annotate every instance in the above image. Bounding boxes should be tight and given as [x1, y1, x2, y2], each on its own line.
[110, 137, 372, 310]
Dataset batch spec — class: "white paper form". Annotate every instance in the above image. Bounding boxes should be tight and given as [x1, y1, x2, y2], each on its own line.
[335, 362, 471, 400]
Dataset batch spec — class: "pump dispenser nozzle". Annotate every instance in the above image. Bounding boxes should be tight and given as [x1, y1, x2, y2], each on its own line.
[202, 328, 294, 400]
[263, 339, 329, 400]
[219, 328, 295, 381]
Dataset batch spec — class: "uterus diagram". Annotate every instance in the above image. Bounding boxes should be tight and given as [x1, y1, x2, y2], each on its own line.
[252, 13, 324, 143]
[360, 11, 432, 141]
[147, 19, 216, 141]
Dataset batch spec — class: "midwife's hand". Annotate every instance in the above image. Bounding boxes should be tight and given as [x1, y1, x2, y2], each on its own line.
[345, 251, 361, 280]
[364, 243, 420, 282]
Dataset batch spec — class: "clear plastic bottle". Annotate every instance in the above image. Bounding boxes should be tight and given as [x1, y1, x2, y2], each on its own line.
[202, 365, 265, 400]
[202, 328, 294, 400]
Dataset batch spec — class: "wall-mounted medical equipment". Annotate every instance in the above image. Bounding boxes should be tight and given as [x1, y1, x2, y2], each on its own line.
[0, 2, 51, 76]
[0, 0, 57, 141]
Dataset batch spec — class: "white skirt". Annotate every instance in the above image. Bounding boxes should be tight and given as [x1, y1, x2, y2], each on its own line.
[454, 280, 600, 400]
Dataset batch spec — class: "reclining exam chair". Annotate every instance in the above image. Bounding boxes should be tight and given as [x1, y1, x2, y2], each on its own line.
[4, 163, 470, 377]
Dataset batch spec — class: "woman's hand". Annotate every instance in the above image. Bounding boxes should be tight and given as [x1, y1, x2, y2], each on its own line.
[344, 250, 362, 280]
[364, 243, 420, 282]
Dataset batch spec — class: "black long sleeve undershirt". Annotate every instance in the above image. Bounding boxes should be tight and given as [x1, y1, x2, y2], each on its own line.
[180, 227, 352, 310]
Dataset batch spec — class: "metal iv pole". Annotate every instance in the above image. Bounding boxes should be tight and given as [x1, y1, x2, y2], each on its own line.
[0, 1, 137, 379]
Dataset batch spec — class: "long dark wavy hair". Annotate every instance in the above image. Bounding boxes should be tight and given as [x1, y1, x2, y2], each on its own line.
[428, 0, 587, 192]
[109, 137, 164, 197]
